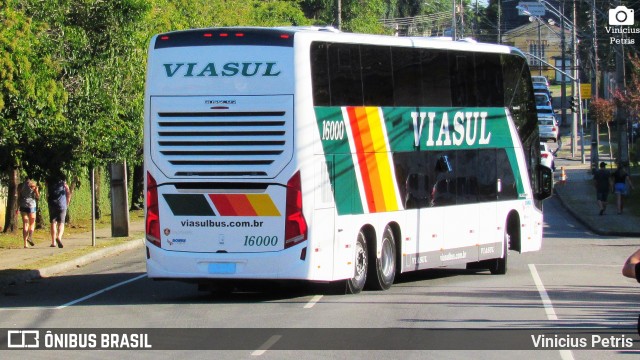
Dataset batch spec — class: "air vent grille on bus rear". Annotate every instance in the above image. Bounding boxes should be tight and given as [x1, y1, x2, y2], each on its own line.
[150, 96, 293, 179]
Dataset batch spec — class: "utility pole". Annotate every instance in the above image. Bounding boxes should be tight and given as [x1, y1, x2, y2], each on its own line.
[497, 0, 501, 43]
[590, 0, 599, 172]
[573, 0, 585, 164]
[452, 0, 457, 40]
[570, 0, 577, 158]
[336, 0, 341, 30]
[616, 22, 629, 168]
[537, 21, 542, 76]
[560, 0, 567, 153]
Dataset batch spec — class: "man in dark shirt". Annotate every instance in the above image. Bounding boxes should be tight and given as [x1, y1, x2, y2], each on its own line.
[593, 162, 611, 215]
[47, 174, 71, 248]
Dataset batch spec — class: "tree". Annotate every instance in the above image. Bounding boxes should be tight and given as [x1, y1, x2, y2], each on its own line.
[340, 0, 387, 34]
[252, 0, 310, 26]
[589, 98, 615, 161]
[299, 0, 388, 33]
[613, 54, 640, 124]
[613, 54, 640, 165]
[0, 0, 66, 232]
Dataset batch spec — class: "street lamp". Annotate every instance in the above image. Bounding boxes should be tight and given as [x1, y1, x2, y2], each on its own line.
[527, 16, 543, 75]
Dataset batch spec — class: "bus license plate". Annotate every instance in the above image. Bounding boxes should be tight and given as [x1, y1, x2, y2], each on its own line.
[208, 263, 236, 274]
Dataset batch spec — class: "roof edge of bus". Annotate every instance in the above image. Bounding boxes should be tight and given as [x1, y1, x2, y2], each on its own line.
[275, 26, 341, 33]
[152, 27, 520, 55]
[155, 26, 297, 36]
[408, 36, 511, 53]
[508, 46, 528, 59]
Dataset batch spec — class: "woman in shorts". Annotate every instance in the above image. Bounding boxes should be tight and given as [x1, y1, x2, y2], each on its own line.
[18, 179, 40, 248]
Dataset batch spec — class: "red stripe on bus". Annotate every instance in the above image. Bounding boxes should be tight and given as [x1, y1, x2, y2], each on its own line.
[210, 194, 258, 216]
[347, 107, 377, 212]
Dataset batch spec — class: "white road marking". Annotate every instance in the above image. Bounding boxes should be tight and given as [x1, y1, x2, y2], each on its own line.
[528, 264, 558, 320]
[304, 295, 323, 309]
[533, 264, 619, 267]
[529, 264, 575, 360]
[251, 335, 282, 356]
[56, 274, 146, 309]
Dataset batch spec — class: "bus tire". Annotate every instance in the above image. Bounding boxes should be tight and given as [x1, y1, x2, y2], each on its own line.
[489, 230, 509, 275]
[367, 226, 396, 290]
[346, 231, 368, 294]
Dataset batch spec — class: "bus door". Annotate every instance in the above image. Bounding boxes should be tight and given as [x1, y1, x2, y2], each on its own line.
[397, 152, 443, 272]
[477, 149, 501, 261]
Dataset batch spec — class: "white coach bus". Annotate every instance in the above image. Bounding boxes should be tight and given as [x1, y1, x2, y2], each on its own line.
[144, 27, 552, 293]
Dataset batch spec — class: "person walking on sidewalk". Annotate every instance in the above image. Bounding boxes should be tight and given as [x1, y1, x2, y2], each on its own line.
[613, 165, 634, 214]
[47, 173, 71, 248]
[18, 179, 40, 248]
[593, 162, 612, 215]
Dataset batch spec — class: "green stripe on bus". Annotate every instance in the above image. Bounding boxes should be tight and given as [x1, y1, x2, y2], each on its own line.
[315, 107, 364, 214]
[382, 107, 514, 151]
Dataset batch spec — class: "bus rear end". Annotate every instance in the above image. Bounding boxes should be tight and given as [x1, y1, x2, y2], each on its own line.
[144, 28, 308, 281]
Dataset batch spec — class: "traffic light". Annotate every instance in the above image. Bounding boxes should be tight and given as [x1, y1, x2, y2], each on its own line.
[570, 97, 579, 112]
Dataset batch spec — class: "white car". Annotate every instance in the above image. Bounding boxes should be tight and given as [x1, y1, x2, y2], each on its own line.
[540, 142, 555, 170]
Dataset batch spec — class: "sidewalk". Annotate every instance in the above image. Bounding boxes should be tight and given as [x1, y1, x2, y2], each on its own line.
[0, 218, 145, 288]
[553, 161, 640, 237]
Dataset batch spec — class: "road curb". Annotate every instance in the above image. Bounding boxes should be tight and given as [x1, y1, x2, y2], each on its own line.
[0, 239, 145, 288]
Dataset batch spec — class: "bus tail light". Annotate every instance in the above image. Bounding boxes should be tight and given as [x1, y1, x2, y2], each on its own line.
[284, 171, 308, 249]
[146, 172, 161, 248]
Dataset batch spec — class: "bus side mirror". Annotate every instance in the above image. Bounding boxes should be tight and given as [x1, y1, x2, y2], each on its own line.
[536, 164, 553, 200]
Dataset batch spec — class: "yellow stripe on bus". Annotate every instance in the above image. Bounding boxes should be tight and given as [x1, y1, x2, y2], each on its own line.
[246, 194, 281, 216]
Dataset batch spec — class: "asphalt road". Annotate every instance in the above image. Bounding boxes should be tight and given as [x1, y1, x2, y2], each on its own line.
[1, 196, 639, 359]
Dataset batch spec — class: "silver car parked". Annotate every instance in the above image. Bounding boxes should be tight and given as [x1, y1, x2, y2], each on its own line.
[538, 115, 559, 142]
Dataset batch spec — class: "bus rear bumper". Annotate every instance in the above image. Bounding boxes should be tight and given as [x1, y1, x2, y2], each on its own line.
[145, 240, 320, 281]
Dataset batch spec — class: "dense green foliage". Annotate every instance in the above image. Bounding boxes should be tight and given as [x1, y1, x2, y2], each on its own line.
[0, 0, 67, 179]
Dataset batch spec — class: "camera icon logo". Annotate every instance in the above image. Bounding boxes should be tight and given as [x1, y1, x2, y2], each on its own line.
[609, 6, 635, 25]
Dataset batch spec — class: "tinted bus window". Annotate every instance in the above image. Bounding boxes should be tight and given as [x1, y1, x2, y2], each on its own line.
[361, 45, 394, 106]
[451, 53, 477, 107]
[420, 49, 451, 106]
[311, 43, 330, 106]
[475, 53, 504, 107]
[502, 54, 537, 142]
[391, 47, 422, 106]
[477, 149, 498, 202]
[328, 43, 362, 106]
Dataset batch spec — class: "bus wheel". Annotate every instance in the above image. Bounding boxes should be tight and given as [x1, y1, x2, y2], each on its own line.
[346, 231, 368, 294]
[489, 230, 509, 275]
[367, 226, 396, 290]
